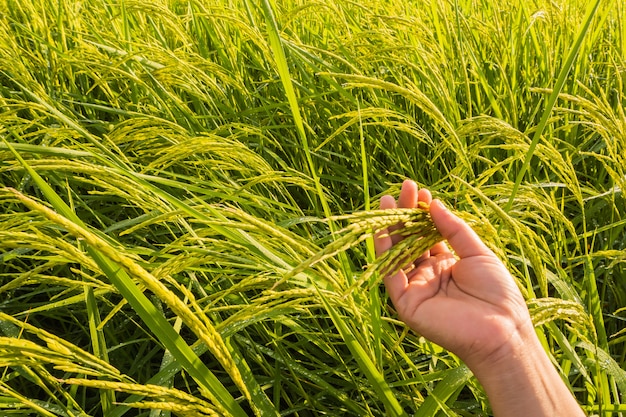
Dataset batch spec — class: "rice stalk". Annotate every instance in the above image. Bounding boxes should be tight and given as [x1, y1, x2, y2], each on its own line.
[62, 379, 219, 417]
[319, 71, 470, 170]
[0, 382, 58, 417]
[7, 187, 242, 375]
[0, 313, 124, 381]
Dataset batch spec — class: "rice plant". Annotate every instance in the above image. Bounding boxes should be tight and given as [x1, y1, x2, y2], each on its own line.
[0, 0, 624, 416]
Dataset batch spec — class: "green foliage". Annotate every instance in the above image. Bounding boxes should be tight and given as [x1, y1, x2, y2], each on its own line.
[0, 0, 624, 416]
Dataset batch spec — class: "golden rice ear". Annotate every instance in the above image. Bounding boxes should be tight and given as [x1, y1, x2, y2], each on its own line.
[281, 207, 444, 294]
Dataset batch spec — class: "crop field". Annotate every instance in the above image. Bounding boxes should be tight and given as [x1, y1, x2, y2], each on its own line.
[0, 0, 625, 415]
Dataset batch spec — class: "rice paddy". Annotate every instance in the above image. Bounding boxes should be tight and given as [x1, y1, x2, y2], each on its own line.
[0, 0, 625, 415]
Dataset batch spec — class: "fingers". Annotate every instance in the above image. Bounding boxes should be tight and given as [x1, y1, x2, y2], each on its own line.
[417, 188, 432, 206]
[429, 241, 449, 256]
[374, 180, 437, 259]
[429, 199, 491, 259]
[397, 180, 418, 208]
[379, 194, 396, 211]
[375, 180, 415, 256]
[389, 180, 420, 244]
[374, 195, 396, 257]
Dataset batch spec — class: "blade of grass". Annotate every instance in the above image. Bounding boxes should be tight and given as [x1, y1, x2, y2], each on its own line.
[256, 0, 332, 220]
[318, 289, 408, 417]
[582, 255, 612, 414]
[359, 103, 383, 366]
[84, 284, 115, 415]
[414, 364, 472, 417]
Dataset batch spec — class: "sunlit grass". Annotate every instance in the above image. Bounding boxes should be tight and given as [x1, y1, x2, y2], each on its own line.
[1, 0, 625, 415]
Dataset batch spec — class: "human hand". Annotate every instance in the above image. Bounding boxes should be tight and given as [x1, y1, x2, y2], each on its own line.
[374, 180, 532, 370]
[375, 180, 587, 416]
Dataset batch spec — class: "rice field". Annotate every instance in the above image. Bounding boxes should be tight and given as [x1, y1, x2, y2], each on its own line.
[0, 0, 625, 415]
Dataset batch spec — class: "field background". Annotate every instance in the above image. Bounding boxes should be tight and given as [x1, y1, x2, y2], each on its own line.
[1, 0, 625, 416]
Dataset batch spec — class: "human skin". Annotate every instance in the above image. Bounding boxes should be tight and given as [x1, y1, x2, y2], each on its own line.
[374, 180, 586, 417]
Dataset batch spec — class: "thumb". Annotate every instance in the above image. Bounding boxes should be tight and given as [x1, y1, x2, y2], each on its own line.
[430, 200, 491, 259]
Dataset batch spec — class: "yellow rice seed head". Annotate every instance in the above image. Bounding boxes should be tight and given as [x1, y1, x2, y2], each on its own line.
[45, 339, 73, 357]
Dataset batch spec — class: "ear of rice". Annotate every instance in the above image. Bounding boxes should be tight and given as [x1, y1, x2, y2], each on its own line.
[283, 206, 444, 293]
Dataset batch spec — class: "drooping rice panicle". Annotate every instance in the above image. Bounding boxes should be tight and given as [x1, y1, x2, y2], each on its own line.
[61, 379, 220, 417]
[284, 206, 445, 289]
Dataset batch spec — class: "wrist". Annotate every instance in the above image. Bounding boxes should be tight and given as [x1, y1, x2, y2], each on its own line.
[467, 323, 585, 417]
[464, 318, 540, 377]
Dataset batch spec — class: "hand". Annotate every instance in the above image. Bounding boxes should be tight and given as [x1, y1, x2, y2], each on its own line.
[374, 180, 532, 369]
[375, 180, 586, 416]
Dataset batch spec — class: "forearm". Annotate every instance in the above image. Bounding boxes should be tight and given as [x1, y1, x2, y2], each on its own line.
[469, 326, 586, 417]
